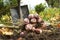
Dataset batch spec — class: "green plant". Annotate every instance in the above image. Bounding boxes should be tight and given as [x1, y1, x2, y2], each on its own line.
[0, 0, 18, 25]
[0, 0, 18, 13]
[39, 8, 60, 21]
[46, 0, 60, 7]
[35, 3, 45, 14]
[10, 0, 18, 8]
